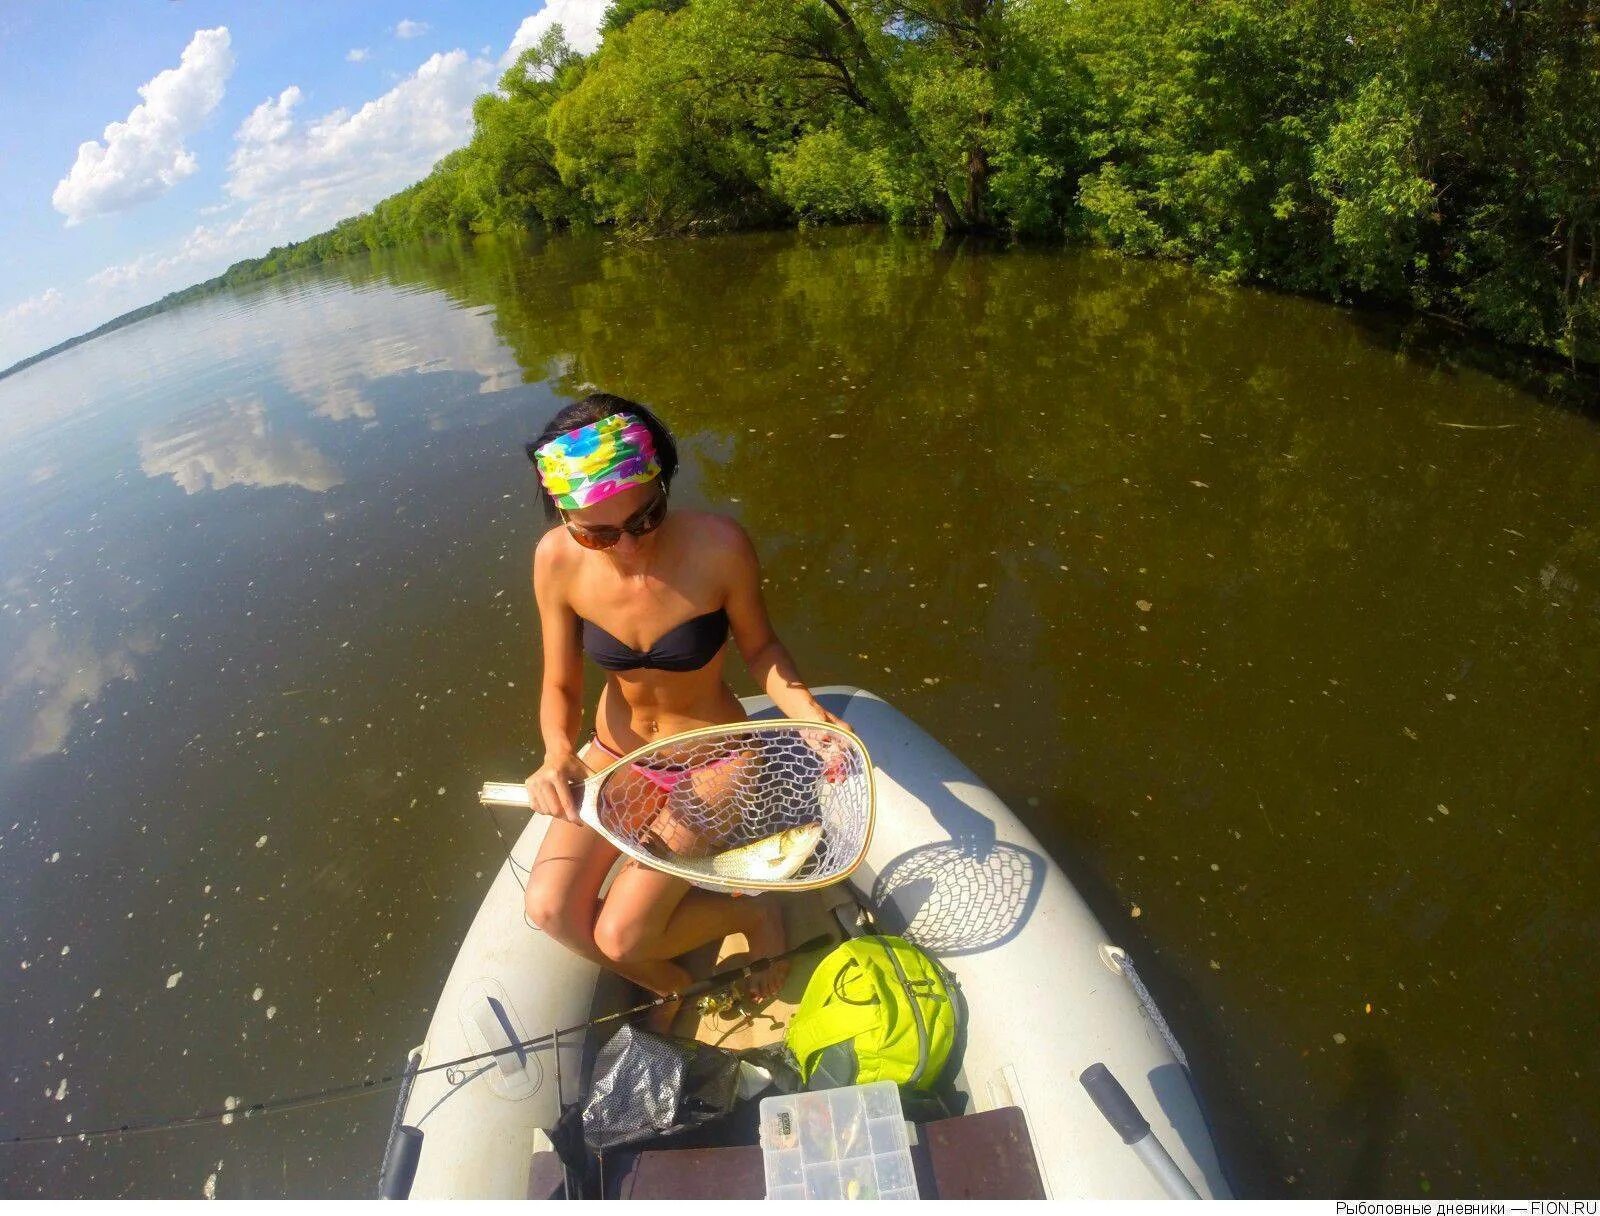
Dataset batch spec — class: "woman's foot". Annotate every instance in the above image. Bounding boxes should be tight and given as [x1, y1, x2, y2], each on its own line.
[740, 898, 789, 1003]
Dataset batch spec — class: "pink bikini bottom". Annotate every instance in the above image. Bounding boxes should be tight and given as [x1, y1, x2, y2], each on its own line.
[590, 734, 734, 795]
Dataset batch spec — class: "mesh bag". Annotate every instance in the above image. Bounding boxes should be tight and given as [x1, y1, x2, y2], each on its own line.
[581, 1026, 787, 1151]
[591, 723, 873, 891]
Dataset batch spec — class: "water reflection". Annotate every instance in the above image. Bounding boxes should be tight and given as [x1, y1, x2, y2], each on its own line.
[0, 228, 1595, 1199]
[139, 398, 343, 494]
[272, 284, 523, 424]
[0, 619, 157, 761]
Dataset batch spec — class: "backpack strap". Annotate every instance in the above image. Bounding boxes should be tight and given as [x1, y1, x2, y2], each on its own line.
[786, 954, 887, 1074]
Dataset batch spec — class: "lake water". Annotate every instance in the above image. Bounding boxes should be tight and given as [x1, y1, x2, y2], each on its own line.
[1, 228, 1595, 1197]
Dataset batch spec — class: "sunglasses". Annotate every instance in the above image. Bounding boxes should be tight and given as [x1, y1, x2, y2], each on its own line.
[561, 487, 669, 550]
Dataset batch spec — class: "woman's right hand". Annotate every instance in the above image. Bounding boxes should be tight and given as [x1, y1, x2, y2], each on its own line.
[525, 751, 590, 822]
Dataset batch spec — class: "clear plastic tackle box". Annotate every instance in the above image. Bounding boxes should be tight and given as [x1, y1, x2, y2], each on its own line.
[758, 1080, 920, 1200]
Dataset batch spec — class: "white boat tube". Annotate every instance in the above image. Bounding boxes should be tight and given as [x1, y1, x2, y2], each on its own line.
[389, 686, 1232, 1199]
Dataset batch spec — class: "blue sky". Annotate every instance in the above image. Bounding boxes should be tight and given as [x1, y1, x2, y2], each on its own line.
[0, 1, 611, 370]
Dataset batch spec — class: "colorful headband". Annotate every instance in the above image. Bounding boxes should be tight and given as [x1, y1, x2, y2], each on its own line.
[534, 413, 660, 510]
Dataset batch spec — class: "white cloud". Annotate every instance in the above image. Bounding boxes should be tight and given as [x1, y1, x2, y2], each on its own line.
[346, 47, 371, 62]
[1, 288, 63, 328]
[226, 50, 490, 206]
[88, 50, 491, 296]
[51, 27, 234, 225]
[503, 0, 611, 65]
[235, 85, 301, 147]
[395, 19, 430, 39]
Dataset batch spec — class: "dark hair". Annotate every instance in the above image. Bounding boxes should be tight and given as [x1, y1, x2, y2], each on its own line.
[526, 392, 679, 521]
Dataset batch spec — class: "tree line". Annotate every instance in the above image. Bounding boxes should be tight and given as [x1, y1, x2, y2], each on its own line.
[146, 0, 1600, 370]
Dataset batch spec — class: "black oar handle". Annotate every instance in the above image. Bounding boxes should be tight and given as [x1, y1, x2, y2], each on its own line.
[379, 1126, 423, 1199]
[1079, 1062, 1151, 1145]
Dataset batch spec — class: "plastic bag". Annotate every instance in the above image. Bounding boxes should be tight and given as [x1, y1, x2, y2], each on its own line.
[581, 1026, 791, 1151]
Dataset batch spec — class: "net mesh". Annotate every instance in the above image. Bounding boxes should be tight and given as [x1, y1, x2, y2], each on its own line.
[593, 723, 871, 888]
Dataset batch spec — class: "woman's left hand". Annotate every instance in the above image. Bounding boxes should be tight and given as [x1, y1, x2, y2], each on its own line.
[803, 704, 848, 731]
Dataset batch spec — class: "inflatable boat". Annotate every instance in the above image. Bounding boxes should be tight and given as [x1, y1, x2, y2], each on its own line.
[382, 687, 1233, 1199]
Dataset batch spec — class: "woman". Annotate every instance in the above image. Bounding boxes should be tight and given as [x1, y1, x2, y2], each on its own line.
[522, 392, 843, 1028]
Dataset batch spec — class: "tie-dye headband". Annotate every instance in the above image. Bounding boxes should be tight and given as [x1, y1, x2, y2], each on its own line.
[534, 413, 661, 510]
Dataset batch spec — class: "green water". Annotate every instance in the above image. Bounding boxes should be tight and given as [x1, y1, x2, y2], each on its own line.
[1, 228, 1596, 1197]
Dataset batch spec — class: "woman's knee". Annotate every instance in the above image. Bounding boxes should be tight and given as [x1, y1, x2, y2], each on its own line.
[592, 908, 658, 965]
[525, 877, 590, 943]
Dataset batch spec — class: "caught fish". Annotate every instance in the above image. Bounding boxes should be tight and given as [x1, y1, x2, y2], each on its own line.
[671, 822, 824, 883]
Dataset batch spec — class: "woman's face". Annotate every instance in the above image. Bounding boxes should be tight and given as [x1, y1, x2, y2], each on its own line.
[562, 480, 666, 560]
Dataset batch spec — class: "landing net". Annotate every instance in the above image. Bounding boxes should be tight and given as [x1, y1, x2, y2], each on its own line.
[594, 722, 873, 890]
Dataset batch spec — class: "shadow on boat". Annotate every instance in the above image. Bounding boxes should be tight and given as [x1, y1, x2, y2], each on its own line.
[869, 840, 1046, 958]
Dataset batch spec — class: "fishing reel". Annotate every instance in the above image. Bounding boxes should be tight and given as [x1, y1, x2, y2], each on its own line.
[694, 987, 760, 1020]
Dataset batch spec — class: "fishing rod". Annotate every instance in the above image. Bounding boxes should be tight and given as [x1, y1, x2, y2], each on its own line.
[2, 933, 832, 1149]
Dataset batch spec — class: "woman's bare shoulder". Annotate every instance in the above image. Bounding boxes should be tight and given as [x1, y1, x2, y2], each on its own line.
[674, 509, 755, 559]
[533, 524, 578, 582]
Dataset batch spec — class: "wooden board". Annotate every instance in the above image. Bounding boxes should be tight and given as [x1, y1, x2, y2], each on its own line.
[923, 1107, 1048, 1199]
[668, 889, 854, 1051]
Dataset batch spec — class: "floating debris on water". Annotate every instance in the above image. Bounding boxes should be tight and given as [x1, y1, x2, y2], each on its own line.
[1333, 1032, 1347, 1045]
[221, 1096, 239, 1126]
[166, 971, 183, 989]
[266, 1006, 277, 1020]
[54, 1078, 67, 1101]
[254, 836, 267, 848]
[1136, 600, 1153, 612]
[1436, 804, 1450, 816]
[1130, 905, 1142, 918]
[252, 987, 263, 1002]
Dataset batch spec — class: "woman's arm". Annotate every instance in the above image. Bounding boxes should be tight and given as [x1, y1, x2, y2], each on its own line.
[721, 519, 843, 725]
[526, 531, 589, 819]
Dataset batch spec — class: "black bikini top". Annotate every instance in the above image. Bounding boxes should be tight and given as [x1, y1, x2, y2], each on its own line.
[580, 607, 729, 673]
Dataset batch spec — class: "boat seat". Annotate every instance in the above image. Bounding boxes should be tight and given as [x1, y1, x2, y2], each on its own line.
[564, 1106, 1045, 1200]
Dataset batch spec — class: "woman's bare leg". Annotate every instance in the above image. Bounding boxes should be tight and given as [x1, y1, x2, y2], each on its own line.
[595, 864, 790, 1003]
[522, 815, 619, 959]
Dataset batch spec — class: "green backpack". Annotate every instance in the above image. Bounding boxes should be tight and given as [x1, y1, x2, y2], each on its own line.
[785, 935, 957, 1091]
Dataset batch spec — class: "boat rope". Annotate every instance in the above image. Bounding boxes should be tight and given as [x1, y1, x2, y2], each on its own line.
[1114, 949, 1189, 1071]
[0, 934, 828, 1149]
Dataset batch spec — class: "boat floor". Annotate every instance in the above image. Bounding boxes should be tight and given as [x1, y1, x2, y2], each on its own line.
[537, 889, 1048, 1200]
[666, 888, 853, 1050]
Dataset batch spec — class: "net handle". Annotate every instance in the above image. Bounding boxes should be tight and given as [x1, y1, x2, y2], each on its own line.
[478, 718, 875, 894]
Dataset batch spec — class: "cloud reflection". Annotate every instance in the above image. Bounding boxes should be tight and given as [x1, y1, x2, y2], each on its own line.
[139, 396, 341, 493]
[0, 621, 158, 761]
[273, 288, 522, 422]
